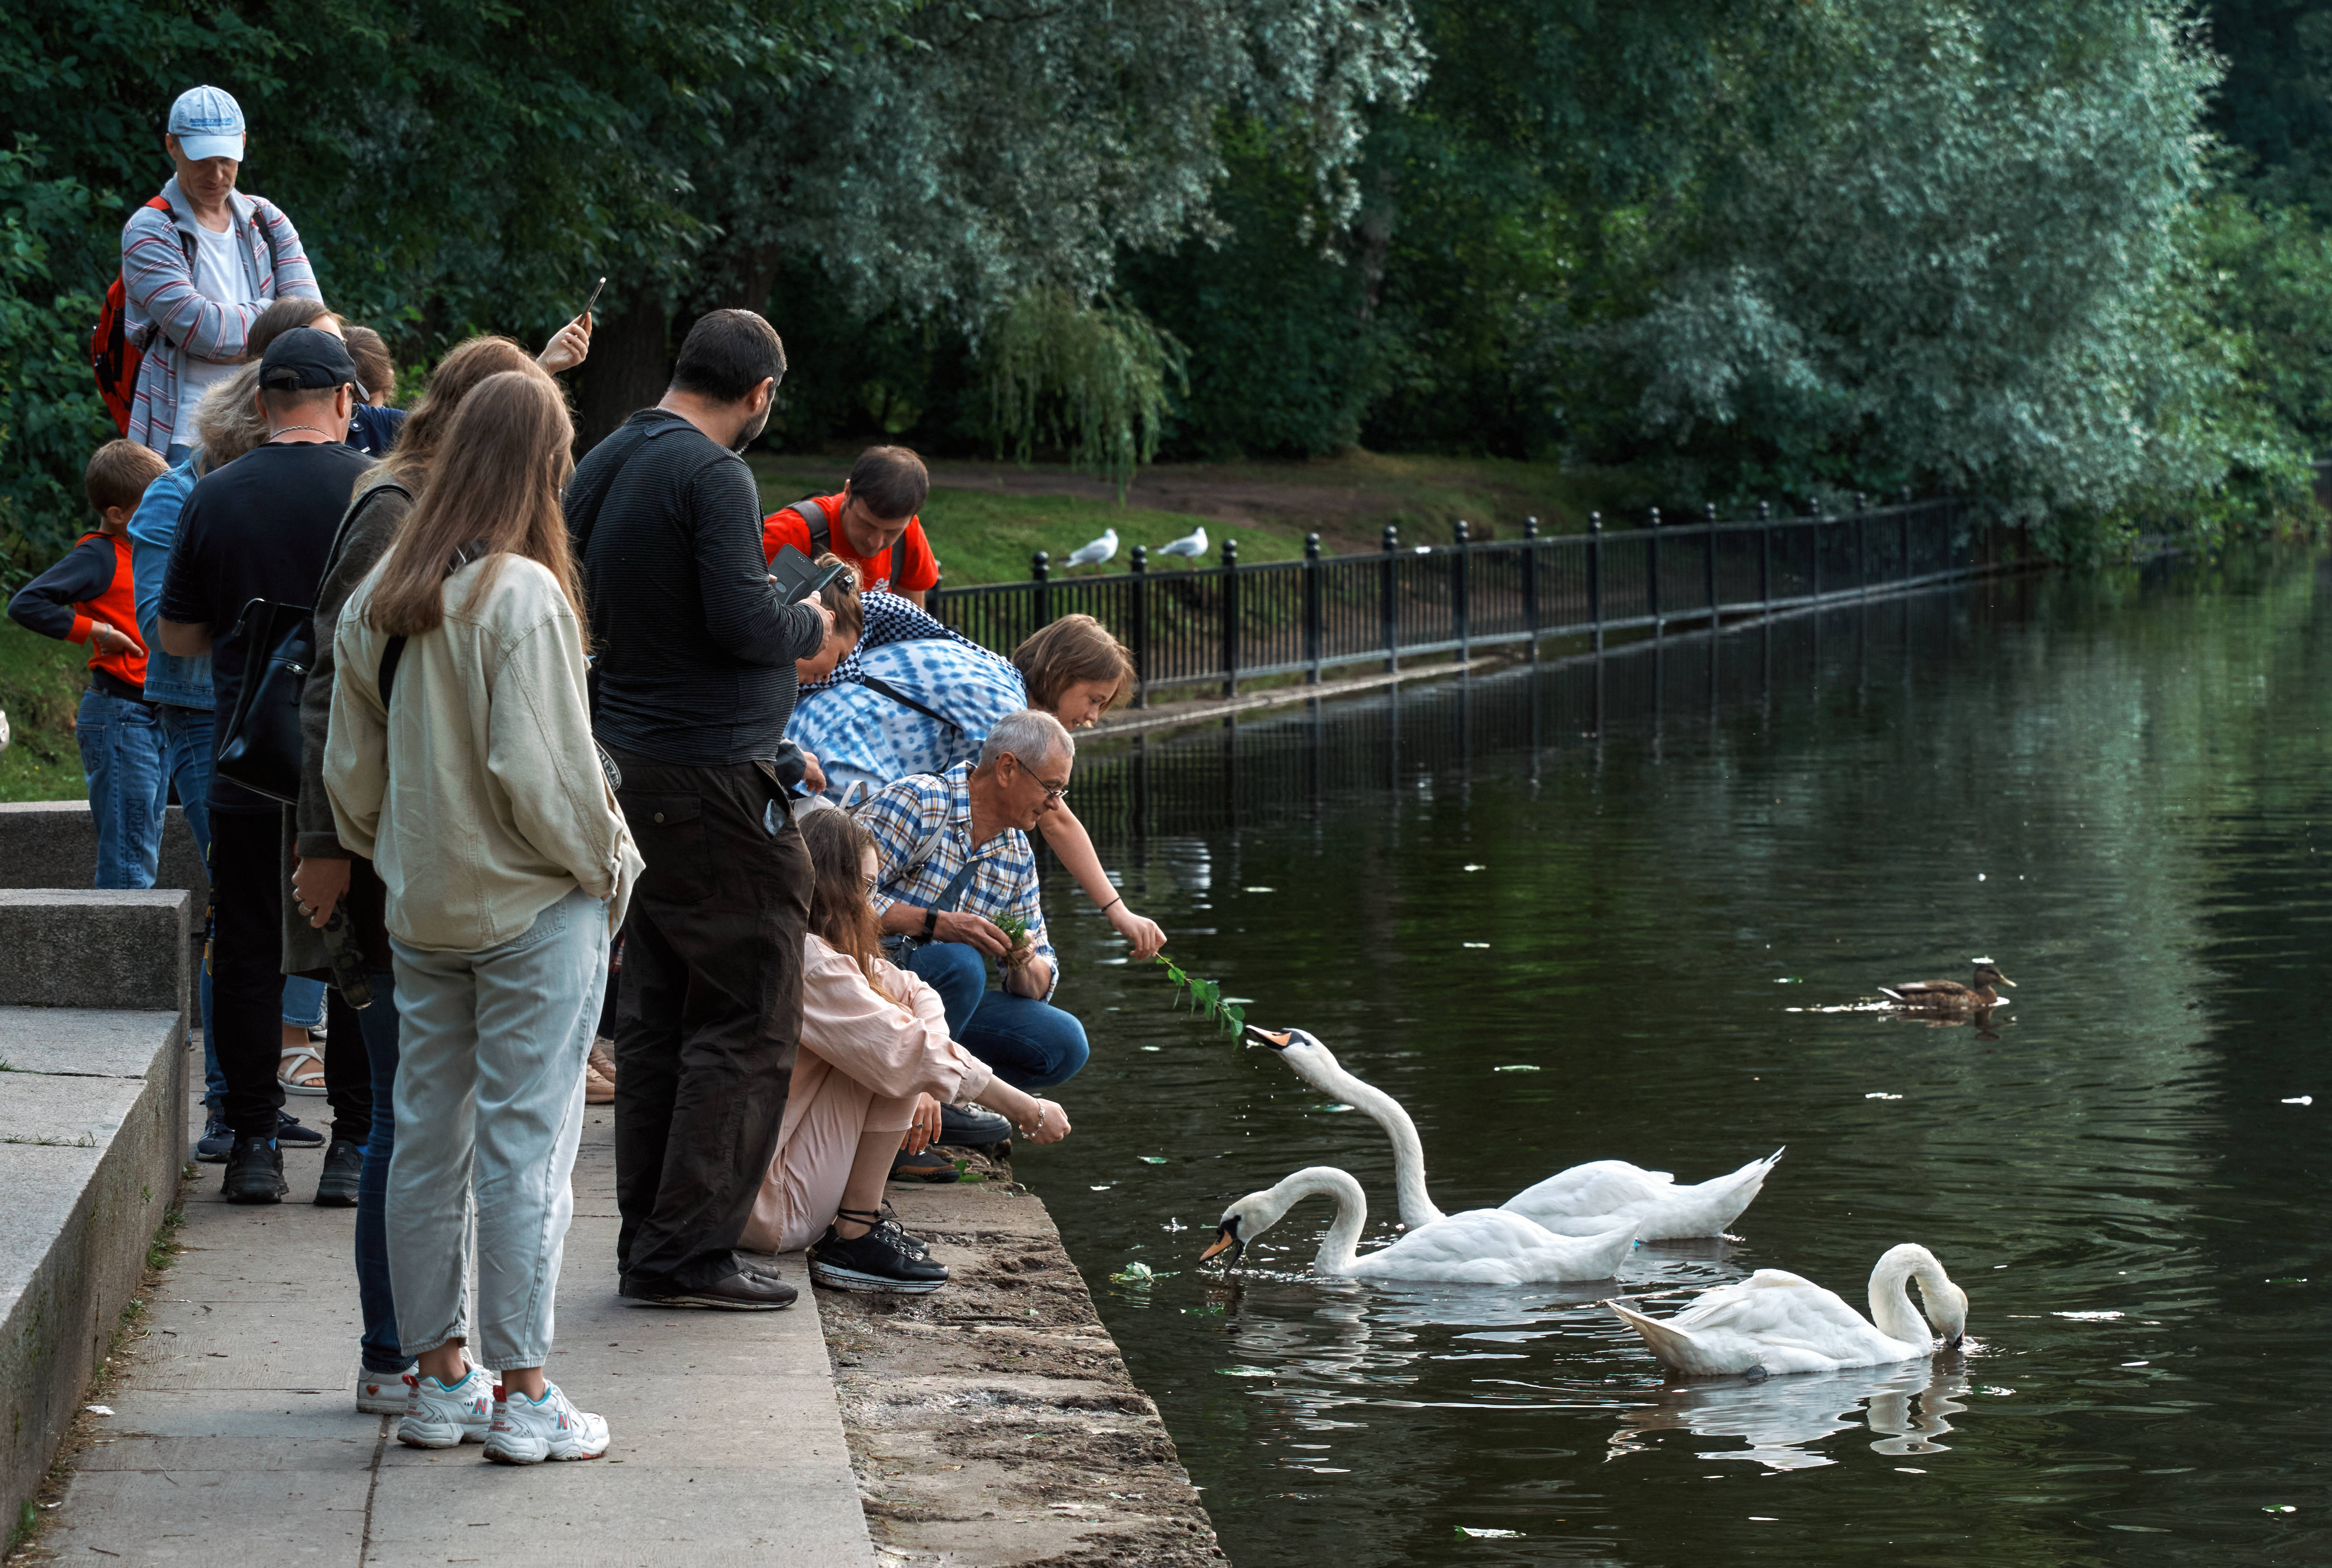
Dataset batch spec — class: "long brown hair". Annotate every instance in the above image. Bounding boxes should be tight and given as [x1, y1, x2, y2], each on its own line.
[379, 336, 543, 492]
[366, 371, 582, 638]
[1012, 613, 1134, 713]
[800, 809, 893, 998]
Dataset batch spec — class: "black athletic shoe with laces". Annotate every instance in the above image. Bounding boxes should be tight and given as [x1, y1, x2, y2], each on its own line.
[807, 1208, 949, 1293]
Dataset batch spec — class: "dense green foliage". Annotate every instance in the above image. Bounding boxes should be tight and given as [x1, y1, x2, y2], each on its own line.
[4, 0, 2331, 563]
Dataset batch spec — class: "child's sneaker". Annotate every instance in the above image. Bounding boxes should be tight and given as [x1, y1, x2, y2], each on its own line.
[483, 1383, 610, 1465]
[358, 1366, 414, 1416]
[397, 1366, 494, 1448]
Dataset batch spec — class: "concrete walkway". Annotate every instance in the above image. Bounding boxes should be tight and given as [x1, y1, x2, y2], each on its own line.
[35, 1047, 873, 1567]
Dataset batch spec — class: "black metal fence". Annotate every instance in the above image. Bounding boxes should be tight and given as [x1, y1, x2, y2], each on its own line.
[930, 495, 1992, 704]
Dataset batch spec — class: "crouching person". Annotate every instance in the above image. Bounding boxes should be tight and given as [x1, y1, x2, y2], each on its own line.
[741, 808, 1070, 1290]
[324, 370, 641, 1462]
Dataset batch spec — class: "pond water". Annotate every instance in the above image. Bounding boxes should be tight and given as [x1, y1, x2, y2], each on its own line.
[1020, 553, 2332, 1567]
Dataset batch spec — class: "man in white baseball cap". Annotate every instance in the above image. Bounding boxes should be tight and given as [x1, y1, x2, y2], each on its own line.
[120, 85, 320, 460]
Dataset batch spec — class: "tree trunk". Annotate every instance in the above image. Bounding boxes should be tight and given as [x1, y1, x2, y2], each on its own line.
[572, 293, 672, 452]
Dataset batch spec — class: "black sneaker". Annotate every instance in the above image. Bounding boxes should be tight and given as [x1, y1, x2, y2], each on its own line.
[940, 1101, 1012, 1146]
[314, 1137, 362, 1207]
[890, 1147, 960, 1183]
[195, 1115, 234, 1163]
[275, 1111, 325, 1148]
[222, 1134, 288, 1205]
[808, 1209, 948, 1293]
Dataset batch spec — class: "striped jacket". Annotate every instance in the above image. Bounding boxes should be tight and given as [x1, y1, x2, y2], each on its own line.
[119, 177, 318, 453]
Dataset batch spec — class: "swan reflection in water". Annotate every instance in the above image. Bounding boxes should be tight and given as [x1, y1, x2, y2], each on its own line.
[1606, 1359, 1972, 1471]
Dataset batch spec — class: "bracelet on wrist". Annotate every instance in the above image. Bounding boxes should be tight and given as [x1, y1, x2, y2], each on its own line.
[1101, 895, 1125, 913]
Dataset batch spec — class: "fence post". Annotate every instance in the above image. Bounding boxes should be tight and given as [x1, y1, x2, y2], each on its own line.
[1381, 524, 1400, 675]
[1703, 502, 1719, 627]
[1758, 501, 1772, 609]
[1452, 518, 1471, 665]
[1303, 532, 1323, 685]
[1220, 536, 1240, 698]
[1128, 544, 1150, 709]
[1855, 492, 1869, 595]
[1647, 507, 1662, 639]
[1032, 550, 1051, 629]
[1588, 511, 1604, 653]
[1522, 515, 1540, 659]
[1898, 488, 1912, 582]
[1808, 498, 1823, 600]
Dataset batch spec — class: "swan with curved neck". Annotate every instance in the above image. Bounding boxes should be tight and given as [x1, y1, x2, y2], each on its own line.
[1200, 1166, 1638, 1285]
[1606, 1243, 1970, 1376]
[1246, 1026, 1782, 1239]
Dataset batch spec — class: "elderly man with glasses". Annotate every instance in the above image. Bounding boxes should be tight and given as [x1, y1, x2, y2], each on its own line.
[857, 709, 1090, 1104]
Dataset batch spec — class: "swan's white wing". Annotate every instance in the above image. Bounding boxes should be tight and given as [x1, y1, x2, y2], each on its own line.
[1647, 1269, 1911, 1371]
[1352, 1209, 1629, 1284]
[1503, 1160, 1675, 1226]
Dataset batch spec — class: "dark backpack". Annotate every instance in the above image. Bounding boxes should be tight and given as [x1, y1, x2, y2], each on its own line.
[91, 196, 176, 437]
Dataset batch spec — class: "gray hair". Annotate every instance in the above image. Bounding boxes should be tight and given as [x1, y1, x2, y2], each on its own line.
[978, 708, 1074, 774]
[192, 363, 267, 474]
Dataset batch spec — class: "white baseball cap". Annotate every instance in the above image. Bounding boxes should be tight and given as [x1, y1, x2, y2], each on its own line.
[168, 85, 246, 163]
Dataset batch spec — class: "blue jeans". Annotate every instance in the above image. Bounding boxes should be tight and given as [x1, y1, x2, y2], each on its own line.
[389, 888, 609, 1369]
[903, 940, 1089, 1089]
[157, 704, 223, 1112]
[349, 971, 405, 1372]
[281, 976, 327, 1030]
[77, 689, 167, 890]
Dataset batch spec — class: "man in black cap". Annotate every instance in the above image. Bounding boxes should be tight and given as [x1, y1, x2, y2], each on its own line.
[160, 327, 374, 1203]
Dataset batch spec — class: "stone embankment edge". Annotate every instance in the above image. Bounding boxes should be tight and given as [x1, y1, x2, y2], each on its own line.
[0, 889, 190, 1551]
[815, 1162, 1227, 1566]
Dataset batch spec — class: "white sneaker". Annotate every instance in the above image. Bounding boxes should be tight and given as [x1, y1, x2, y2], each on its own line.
[397, 1366, 495, 1448]
[483, 1382, 610, 1465]
[357, 1366, 415, 1416]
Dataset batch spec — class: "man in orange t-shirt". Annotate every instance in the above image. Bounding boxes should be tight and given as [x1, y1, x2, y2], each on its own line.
[763, 444, 940, 605]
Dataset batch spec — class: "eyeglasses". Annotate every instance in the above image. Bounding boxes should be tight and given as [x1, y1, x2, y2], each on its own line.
[1005, 753, 1070, 803]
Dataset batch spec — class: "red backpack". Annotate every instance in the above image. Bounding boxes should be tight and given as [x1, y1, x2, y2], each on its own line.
[91, 196, 175, 436]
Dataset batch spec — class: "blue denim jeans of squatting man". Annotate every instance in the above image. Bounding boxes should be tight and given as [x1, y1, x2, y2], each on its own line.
[388, 887, 609, 1370]
[77, 688, 167, 889]
[156, 704, 330, 1112]
[902, 940, 1089, 1090]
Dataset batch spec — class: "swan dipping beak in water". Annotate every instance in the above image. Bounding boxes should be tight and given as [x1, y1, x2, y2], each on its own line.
[1606, 1243, 1970, 1377]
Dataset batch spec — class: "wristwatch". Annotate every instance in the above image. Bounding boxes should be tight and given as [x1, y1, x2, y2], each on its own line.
[921, 908, 938, 940]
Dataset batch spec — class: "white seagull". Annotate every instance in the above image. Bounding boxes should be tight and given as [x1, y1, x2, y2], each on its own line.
[1154, 524, 1208, 566]
[1063, 527, 1117, 572]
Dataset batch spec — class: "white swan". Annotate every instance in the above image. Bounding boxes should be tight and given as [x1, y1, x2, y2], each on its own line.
[1200, 1166, 1638, 1285]
[1605, 1243, 1969, 1377]
[1246, 1026, 1782, 1239]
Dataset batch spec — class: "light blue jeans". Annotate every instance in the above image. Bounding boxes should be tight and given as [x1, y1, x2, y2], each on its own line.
[387, 887, 610, 1370]
[77, 689, 167, 889]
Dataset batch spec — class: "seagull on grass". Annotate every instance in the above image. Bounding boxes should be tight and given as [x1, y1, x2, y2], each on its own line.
[1155, 524, 1208, 566]
[1063, 527, 1118, 572]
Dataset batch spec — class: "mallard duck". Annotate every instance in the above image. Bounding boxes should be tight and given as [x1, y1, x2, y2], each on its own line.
[1879, 960, 2014, 1011]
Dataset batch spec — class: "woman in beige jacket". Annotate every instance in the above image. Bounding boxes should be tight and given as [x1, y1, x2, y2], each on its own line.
[324, 370, 640, 1465]
[743, 807, 1070, 1291]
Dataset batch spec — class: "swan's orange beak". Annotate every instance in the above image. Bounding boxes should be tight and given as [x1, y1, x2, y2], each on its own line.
[1201, 1221, 1243, 1266]
[1244, 1025, 1291, 1050]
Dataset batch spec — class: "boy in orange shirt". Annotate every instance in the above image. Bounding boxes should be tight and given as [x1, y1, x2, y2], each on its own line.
[763, 445, 941, 604]
[7, 440, 172, 886]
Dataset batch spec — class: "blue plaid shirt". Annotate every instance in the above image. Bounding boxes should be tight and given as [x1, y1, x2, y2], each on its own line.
[858, 762, 1057, 999]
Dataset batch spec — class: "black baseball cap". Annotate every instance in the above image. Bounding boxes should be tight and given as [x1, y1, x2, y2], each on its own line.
[258, 327, 360, 392]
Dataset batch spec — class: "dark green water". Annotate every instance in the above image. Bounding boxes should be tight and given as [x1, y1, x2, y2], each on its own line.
[1021, 555, 2332, 1566]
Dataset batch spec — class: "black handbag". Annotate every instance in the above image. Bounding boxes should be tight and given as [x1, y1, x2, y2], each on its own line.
[213, 597, 315, 804]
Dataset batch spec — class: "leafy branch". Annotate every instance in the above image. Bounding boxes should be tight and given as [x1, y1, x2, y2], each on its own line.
[1150, 954, 1245, 1036]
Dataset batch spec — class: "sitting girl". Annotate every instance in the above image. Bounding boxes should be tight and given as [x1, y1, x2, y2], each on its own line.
[741, 807, 1073, 1290]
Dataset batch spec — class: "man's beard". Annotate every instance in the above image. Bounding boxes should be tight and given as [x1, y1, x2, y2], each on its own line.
[730, 401, 773, 454]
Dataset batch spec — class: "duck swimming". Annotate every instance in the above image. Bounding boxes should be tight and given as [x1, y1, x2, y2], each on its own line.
[1879, 959, 2015, 1011]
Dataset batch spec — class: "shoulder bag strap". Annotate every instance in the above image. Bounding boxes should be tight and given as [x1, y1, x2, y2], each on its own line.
[565, 421, 663, 562]
[377, 635, 408, 707]
[857, 672, 957, 732]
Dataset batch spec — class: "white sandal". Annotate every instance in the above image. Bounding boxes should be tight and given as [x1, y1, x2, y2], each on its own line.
[279, 1044, 328, 1096]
